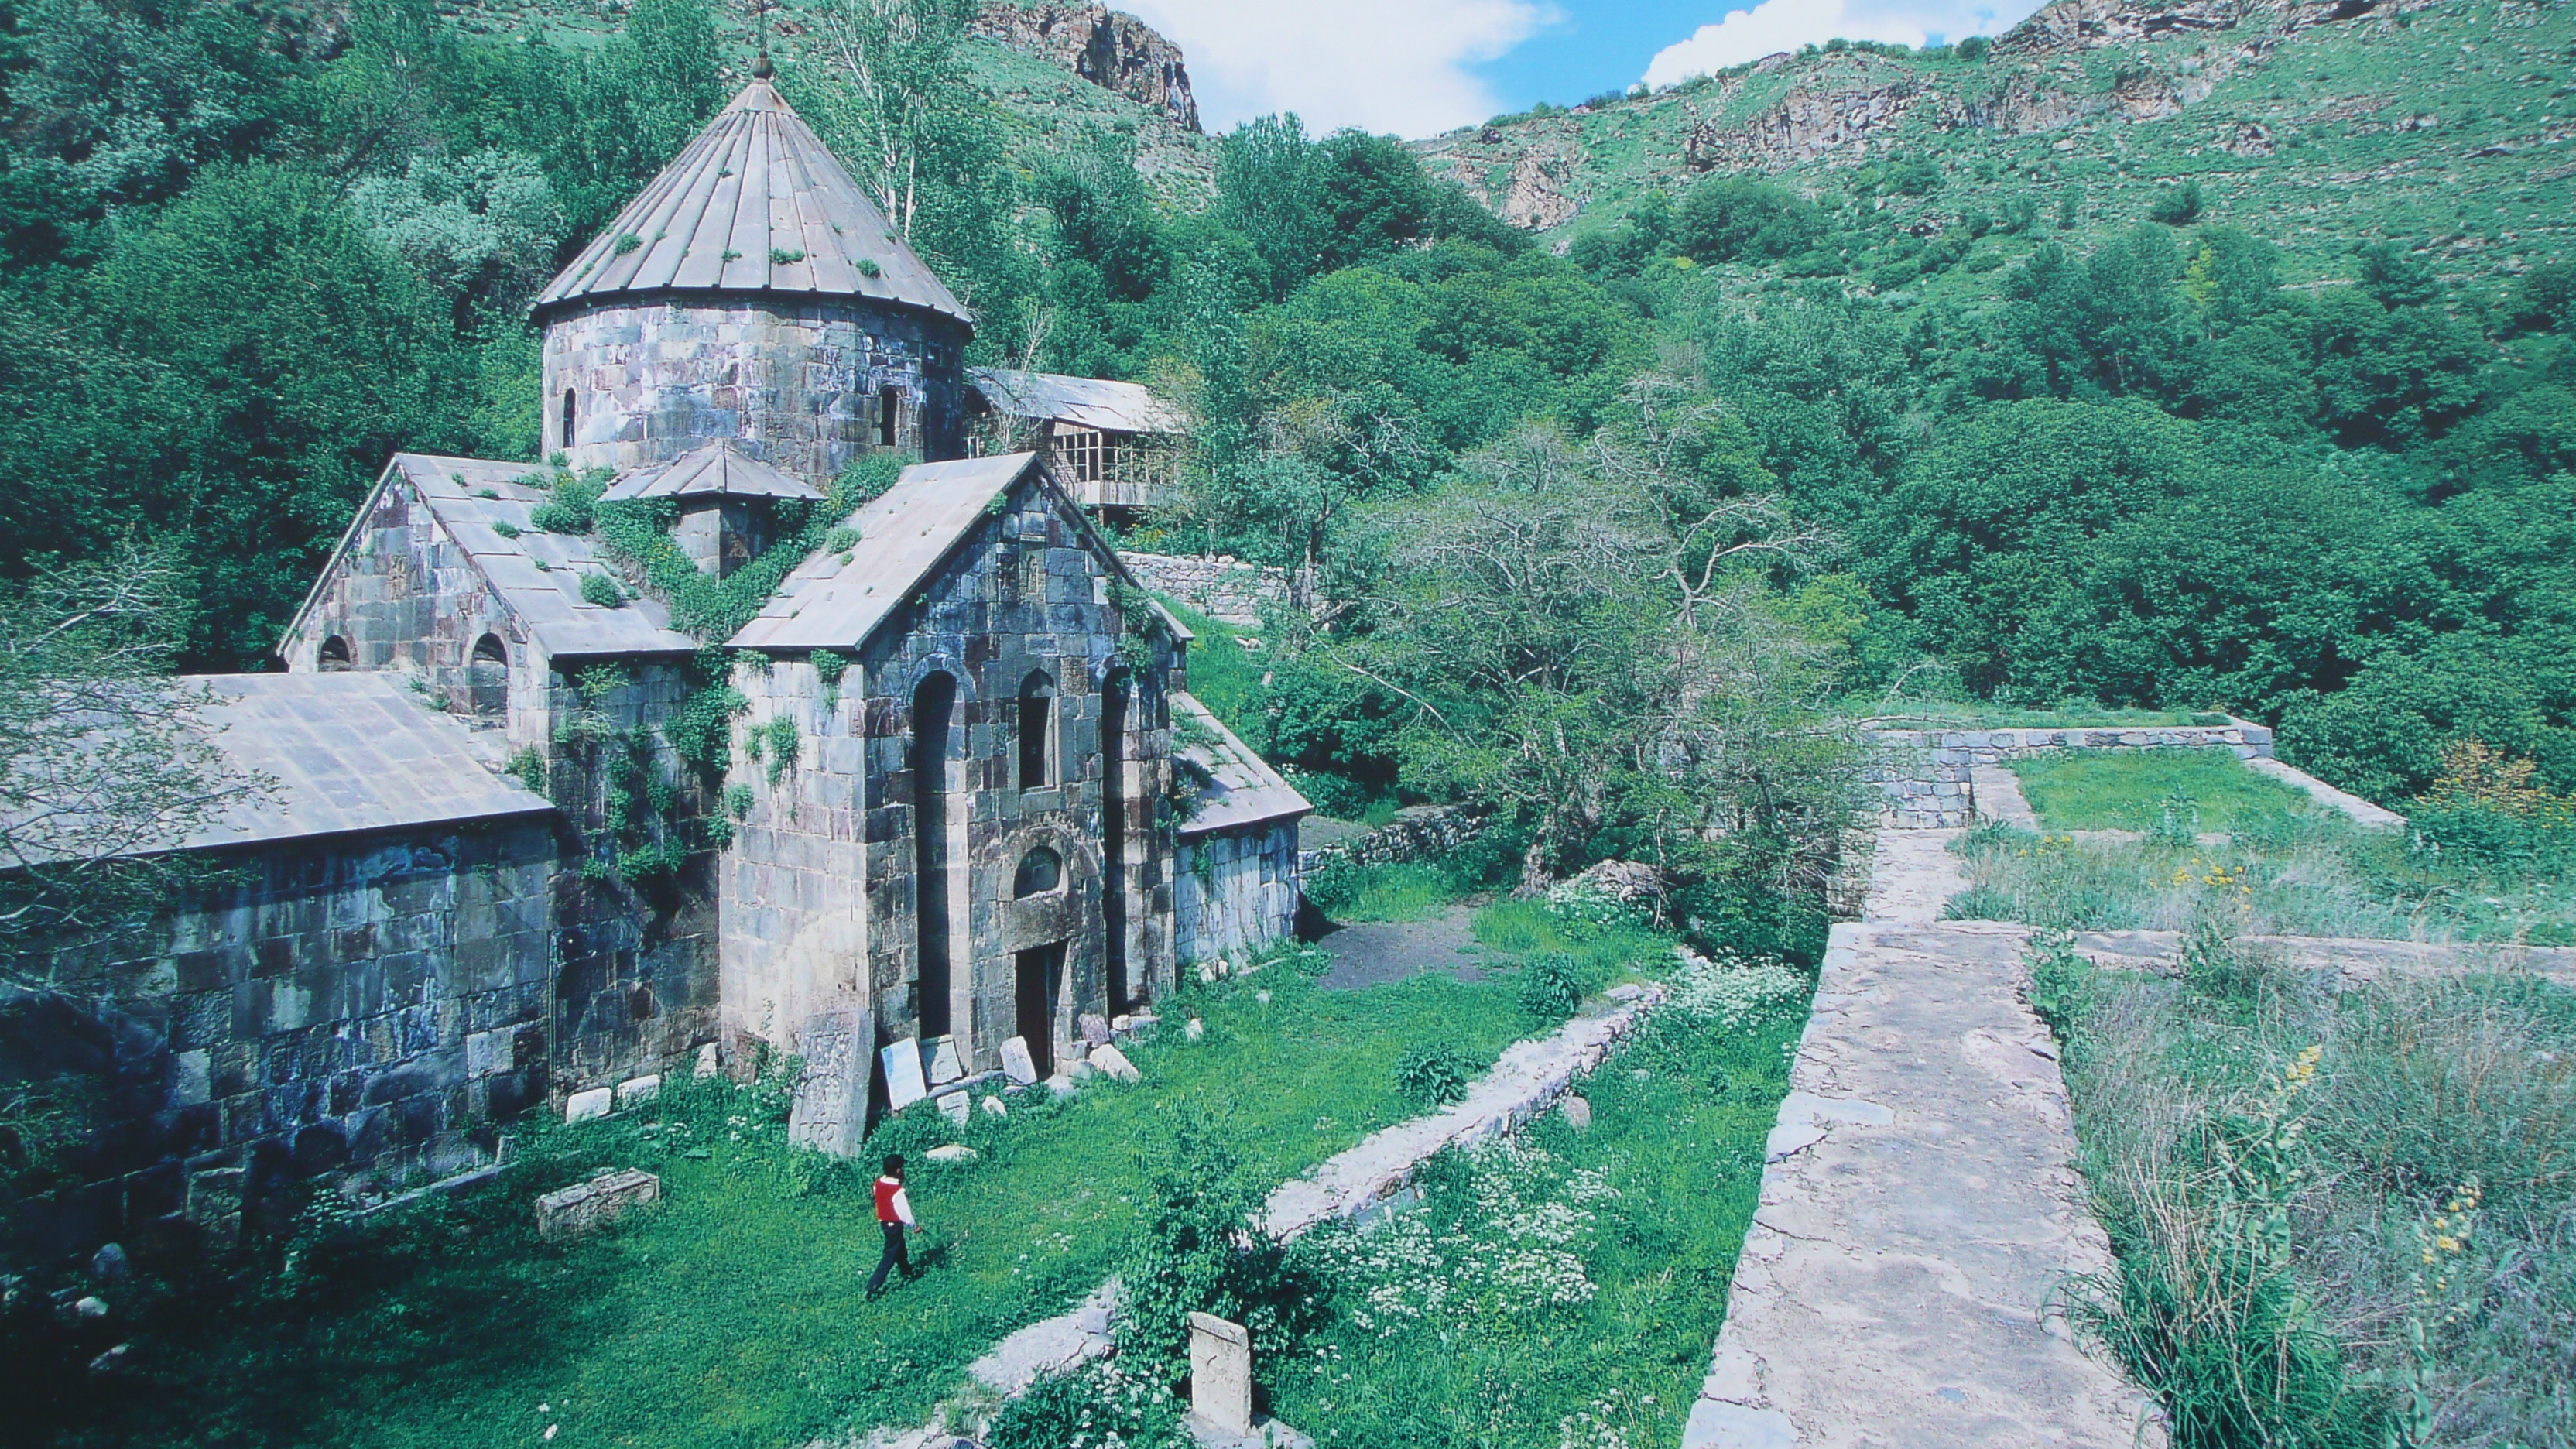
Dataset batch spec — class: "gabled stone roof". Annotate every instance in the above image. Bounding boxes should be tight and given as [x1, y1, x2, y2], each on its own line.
[601, 439, 824, 503]
[533, 80, 973, 327]
[728, 453, 1184, 653]
[286, 454, 701, 659]
[1173, 693, 1311, 835]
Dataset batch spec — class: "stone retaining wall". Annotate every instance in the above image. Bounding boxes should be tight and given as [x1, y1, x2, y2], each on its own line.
[1116, 551, 1290, 627]
[1865, 720, 2276, 828]
[1297, 805, 1484, 875]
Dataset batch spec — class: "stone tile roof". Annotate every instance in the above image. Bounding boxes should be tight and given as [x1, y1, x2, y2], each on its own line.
[533, 80, 972, 327]
[601, 438, 824, 503]
[968, 368, 1183, 435]
[163, 674, 549, 854]
[731, 454, 1081, 651]
[1174, 692, 1310, 836]
[288, 454, 702, 659]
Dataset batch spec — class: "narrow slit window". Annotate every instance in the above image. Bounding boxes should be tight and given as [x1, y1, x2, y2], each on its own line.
[879, 386, 900, 448]
[560, 389, 577, 450]
[1017, 671, 1055, 791]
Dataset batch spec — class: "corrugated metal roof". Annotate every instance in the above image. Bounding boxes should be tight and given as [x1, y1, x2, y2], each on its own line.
[391, 454, 703, 658]
[969, 368, 1184, 434]
[533, 80, 973, 326]
[728, 454, 1040, 651]
[1175, 693, 1310, 836]
[601, 438, 824, 502]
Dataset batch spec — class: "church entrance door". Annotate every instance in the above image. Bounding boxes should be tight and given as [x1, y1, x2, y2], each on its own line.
[1014, 942, 1064, 1079]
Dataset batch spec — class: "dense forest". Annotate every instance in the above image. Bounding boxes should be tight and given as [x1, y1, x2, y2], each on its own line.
[2, 0, 2570, 865]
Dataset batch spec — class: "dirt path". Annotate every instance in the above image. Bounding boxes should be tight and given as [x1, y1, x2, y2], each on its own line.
[1684, 830, 2167, 1448]
[1305, 904, 1487, 991]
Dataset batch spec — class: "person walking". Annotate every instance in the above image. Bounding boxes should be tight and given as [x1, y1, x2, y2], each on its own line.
[866, 1153, 916, 1297]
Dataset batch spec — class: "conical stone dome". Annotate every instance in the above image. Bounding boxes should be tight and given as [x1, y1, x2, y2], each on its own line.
[533, 80, 971, 325]
[536, 77, 974, 485]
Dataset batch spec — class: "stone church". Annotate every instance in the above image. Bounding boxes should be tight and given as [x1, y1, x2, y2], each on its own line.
[14, 74, 1303, 1252]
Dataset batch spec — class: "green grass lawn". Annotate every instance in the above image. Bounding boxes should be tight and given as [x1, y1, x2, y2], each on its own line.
[2008, 747, 2318, 835]
[50, 966, 1554, 1449]
[1266, 960, 1809, 1447]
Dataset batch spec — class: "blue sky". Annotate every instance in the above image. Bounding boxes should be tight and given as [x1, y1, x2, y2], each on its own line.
[1123, 1, 2050, 139]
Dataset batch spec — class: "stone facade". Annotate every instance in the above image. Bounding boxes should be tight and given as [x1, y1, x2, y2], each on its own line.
[280, 475, 546, 744]
[1115, 551, 1292, 629]
[13, 820, 557, 1256]
[1297, 804, 1485, 875]
[541, 299, 969, 486]
[1176, 819, 1300, 966]
[723, 479, 1185, 1078]
[1865, 720, 2277, 827]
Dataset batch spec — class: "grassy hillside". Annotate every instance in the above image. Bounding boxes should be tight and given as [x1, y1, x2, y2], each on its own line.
[1420, 0, 2574, 290]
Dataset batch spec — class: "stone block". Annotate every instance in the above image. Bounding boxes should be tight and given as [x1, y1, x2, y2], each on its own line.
[615, 1074, 660, 1110]
[565, 1088, 613, 1124]
[1188, 1312, 1255, 1437]
[1560, 1095, 1592, 1132]
[1090, 1044, 1140, 1083]
[923, 1034, 964, 1085]
[999, 1035, 1039, 1085]
[694, 1042, 720, 1079]
[787, 1006, 872, 1157]
[980, 1094, 1008, 1119]
[924, 1143, 975, 1163]
[882, 1040, 930, 1111]
[534, 1168, 661, 1242]
[937, 1091, 970, 1125]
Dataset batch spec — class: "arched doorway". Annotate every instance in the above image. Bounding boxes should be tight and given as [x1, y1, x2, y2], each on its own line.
[468, 633, 509, 718]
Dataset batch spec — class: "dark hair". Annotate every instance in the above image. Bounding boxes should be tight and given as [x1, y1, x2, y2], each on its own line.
[883, 1153, 906, 1177]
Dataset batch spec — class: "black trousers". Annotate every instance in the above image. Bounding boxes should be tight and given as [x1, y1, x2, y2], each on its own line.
[867, 1222, 911, 1293]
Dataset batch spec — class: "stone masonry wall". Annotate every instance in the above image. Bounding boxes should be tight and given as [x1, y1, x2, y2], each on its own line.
[1297, 805, 1485, 875]
[1115, 551, 1290, 628]
[543, 299, 969, 488]
[724, 483, 1184, 1077]
[280, 474, 547, 747]
[1866, 720, 2278, 827]
[1175, 820, 1300, 966]
[9, 820, 557, 1258]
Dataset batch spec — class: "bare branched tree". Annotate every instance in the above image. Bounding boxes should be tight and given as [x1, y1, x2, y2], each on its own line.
[0, 551, 267, 979]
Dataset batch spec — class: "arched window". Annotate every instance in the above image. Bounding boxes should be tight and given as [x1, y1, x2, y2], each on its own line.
[878, 385, 900, 448]
[468, 632, 509, 718]
[1016, 671, 1056, 791]
[560, 389, 577, 451]
[317, 635, 352, 671]
[1013, 846, 1064, 898]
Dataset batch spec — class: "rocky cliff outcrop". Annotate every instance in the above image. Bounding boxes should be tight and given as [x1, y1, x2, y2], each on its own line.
[972, 2, 1200, 132]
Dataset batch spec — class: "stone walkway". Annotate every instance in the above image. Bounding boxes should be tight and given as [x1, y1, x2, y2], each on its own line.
[853, 983, 1671, 1448]
[1684, 830, 2167, 1448]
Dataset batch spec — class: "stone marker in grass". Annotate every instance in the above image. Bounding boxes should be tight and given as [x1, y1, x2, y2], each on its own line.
[882, 1039, 929, 1111]
[787, 1006, 872, 1157]
[1080, 1012, 1112, 1046]
[1190, 1312, 1255, 1437]
[536, 1168, 660, 1241]
[923, 1034, 964, 1085]
[565, 1087, 612, 1123]
[1001, 1035, 1039, 1084]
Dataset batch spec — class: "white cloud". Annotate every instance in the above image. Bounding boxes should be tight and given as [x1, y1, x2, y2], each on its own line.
[1642, 1, 2032, 89]
[1122, 0, 1550, 138]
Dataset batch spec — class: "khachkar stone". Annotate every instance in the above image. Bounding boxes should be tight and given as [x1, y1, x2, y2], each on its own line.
[1188, 1312, 1255, 1437]
[882, 1038, 930, 1111]
[788, 1006, 873, 1156]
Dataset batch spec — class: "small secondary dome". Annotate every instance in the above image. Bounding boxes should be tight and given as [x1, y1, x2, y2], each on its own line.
[533, 79, 973, 326]
[601, 439, 825, 503]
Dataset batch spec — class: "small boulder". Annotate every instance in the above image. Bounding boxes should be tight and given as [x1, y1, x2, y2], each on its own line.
[1090, 1044, 1141, 1083]
[1185, 1018, 1205, 1042]
[694, 1042, 721, 1079]
[564, 1087, 613, 1123]
[89, 1243, 128, 1281]
[1254, 990, 1271, 1005]
[924, 1144, 978, 1164]
[1079, 1012, 1112, 1046]
[535, 1168, 660, 1241]
[1045, 1074, 1078, 1098]
[1560, 1096, 1593, 1132]
[980, 1095, 1008, 1119]
[87, 1344, 128, 1376]
[74, 1296, 108, 1321]
[615, 1074, 660, 1110]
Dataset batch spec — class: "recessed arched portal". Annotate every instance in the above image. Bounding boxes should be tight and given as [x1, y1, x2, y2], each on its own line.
[912, 671, 958, 1036]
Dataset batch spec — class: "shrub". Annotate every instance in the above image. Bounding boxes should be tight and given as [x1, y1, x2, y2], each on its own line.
[579, 570, 625, 608]
[1395, 1041, 1473, 1108]
[2149, 179, 2204, 225]
[988, 1360, 1191, 1449]
[1516, 951, 1585, 1022]
[1115, 1104, 1331, 1378]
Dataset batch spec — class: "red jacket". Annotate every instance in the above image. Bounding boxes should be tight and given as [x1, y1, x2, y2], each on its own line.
[873, 1176, 915, 1226]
